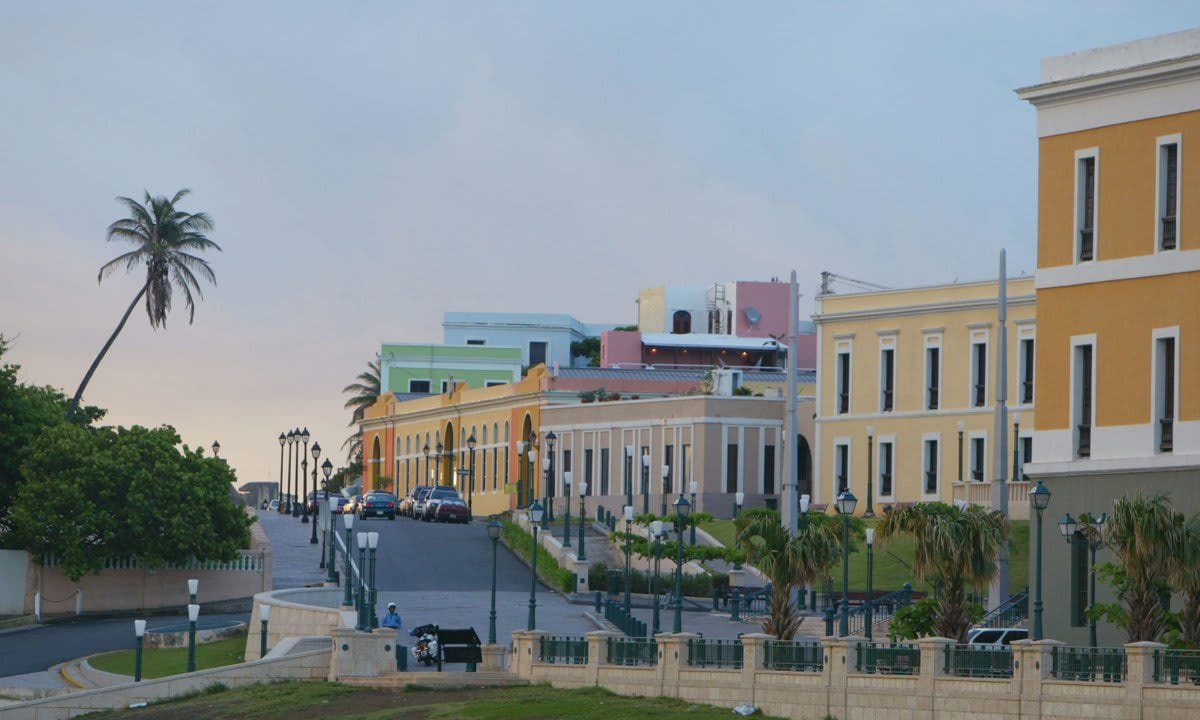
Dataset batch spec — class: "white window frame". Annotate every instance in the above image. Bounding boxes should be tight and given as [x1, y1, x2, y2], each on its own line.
[1017, 324, 1036, 407]
[408, 378, 432, 393]
[969, 327, 990, 409]
[833, 437, 851, 498]
[922, 433, 941, 500]
[923, 331, 943, 410]
[1151, 326, 1180, 454]
[968, 431, 988, 483]
[1017, 432, 1033, 482]
[1071, 334, 1098, 458]
[878, 333, 897, 413]
[834, 337, 853, 415]
[1155, 134, 1182, 254]
[440, 379, 451, 393]
[876, 436, 895, 501]
[1074, 147, 1100, 264]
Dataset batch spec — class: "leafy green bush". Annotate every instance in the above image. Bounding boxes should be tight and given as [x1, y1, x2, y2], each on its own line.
[501, 520, 576, 593]
[587, 561, 714, 597]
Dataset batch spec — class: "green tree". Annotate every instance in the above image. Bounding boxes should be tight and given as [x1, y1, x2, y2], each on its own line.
[735, 508, 843, 639]
[878, 502, 1008, 642]
[341, 360, 380, 463]
[1169, 512, 1200, 647]
[11, 424, 251, 581]
[68, 190, 219, 418]
[569, 337, 601, 367]
[1096, 494, 1176, 642]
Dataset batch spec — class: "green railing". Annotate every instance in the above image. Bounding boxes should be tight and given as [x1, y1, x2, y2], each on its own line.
[607, 636, 658, 666]
[844, 583, 914, 636]
[538, 635, 588, 665]
[762, 640, 823, 672]
[605, 599, 648, 638]
[1050, 646, 1126, 683]
[1154, 649, 1200, 686]
[976, 588, 1029, 629]
[856, 642, 920, 675]
[944, 644, 1013, 679]
[687, 638, 743, 669]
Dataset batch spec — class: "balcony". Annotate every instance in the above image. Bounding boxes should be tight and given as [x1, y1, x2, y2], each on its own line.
[1162, 216, 1177, 250]
[1077, 424, 1092, 458]
[952, 480, 1031, 520]
[1161, 417, 1175, 453]
[881, 389, 894, 412]
[837, 392, 849, 415]
[973, 383, 986, 408]
[927, 387, 939, 410]
[1021, 380, 1033, 405]
[924, 471, 938, 494]
[1080, 229, 1094, 261]
[879, 473, 892, 498]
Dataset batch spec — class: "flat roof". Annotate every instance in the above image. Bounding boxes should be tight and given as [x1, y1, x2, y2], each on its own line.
[640, 333, 785, 351]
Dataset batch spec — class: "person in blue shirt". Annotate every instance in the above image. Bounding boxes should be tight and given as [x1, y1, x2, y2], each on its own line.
[381, 602, 402, 635]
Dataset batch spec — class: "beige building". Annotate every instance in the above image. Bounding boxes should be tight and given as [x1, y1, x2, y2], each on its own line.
[814, 277, 1036, 516]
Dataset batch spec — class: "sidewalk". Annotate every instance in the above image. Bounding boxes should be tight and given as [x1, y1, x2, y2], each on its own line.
[256, 510, 329, 590]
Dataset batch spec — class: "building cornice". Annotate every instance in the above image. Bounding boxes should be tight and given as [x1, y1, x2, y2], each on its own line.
[813, 295, 1035, 325]
[1015, 53, 1200, 107]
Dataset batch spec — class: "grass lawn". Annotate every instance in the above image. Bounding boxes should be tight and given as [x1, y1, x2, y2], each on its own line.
[700, 518, 1030, 596]
[88, 636, 246, 679]
[78, 680, 786, 719]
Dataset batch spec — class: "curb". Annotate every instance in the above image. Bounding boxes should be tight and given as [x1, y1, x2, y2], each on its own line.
[55, 662, 85, 690]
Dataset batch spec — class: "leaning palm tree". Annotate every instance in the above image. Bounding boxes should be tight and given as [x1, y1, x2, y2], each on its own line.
[1169, 512, 1200, 648]
[341, 359, 381, 462]
[67, 190, 219, 419]
[736, 508, 843, 639]
[878, 502, 1008, 642]
[1105, 493, 1175, 642]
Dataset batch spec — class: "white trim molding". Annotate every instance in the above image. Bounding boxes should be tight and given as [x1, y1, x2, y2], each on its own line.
[1035, 248, 1200, 289]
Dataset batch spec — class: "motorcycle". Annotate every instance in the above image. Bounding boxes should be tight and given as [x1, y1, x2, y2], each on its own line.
[410, 623, 439, 666]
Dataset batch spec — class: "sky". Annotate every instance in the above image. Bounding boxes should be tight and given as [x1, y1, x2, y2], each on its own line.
[1, 2, 1196, 488]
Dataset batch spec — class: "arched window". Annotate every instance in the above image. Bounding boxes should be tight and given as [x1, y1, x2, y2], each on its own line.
[672, 310, 692, 334]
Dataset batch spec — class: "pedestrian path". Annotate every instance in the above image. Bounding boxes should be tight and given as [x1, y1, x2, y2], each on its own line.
[257, 509, 329, 589]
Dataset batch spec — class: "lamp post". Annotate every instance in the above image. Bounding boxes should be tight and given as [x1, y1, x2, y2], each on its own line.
[641, 452, 651, 515]
[799, 493, 811, 610]
[298, 428, 310, 517]
[367, 532, 379, 629]
[865, 528, 875, 640]
[734, 491, 744, 520]
[688, 481, 698, 546]
[284, 430, 295, 513]
[562, 471, 572, 548]
[1059, 511, 1105, 648]
[661, 464, 669, 516]
[356, 532, 368, 630]
[342, 513, 355, 608]
[1029, 479, 1052, 640]
[186, 603, 199, 673]
[577, 481, 588, 561]
[835, 489, 858, 637]
[309, 442, 321, 541]
[467, 433, 477, 514]
[528, 431, 538, 509]
[212, 440, 220, 458]
[277, 432, 287, 512]
[625, 446, 635, 510]
[259, 604, 270, 658]
[134, 619, 146, 682]
[956, 420, 965, 484]
[487, 518, 501, 643]
[188, 578, 198, 606]
[544, 432, 556, 523]
[623, 505, 634, 614]
[865, 426, 875, 518]
[291, 428, 301, 517]
[422, 442, 430, 484]
[528, 501, 544, 630]
[673, 494, 691, 633]
[435, 442, 443, 486]
[650, 520, 663, 635]
[323, 460, 335, 577]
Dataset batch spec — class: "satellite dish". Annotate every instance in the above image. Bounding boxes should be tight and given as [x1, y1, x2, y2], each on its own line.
[745, 307, 761, 325]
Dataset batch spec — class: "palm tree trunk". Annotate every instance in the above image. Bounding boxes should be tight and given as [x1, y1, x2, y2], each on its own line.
[66, 283, 148, 419]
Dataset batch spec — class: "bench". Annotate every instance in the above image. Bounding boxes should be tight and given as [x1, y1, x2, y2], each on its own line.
[436, 627, 482, 672]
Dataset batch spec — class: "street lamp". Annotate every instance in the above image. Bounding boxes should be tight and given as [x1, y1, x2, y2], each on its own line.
[487, 518, 501, 643]
[577, 481, 588, 561]
[562, 471, 572, 548]
[956, 420, 965, 484]
[528, 431, 538, 508]
[799, 493, 811, 610]
[285, 430, 295, 513]
[865, 426, 875, 518]
[356, 532, 368, 630]
[734, 491, 744, 519]
[1059, 511, 1106, 648]
[673, 493, 691, 633]
[544, 431, 557, 523]
[688, 480, 698, 546]
[865, 528, 875, 640]
[186, 603, 199, 673]
[342, 513, 355, 608]
[435, 442, 444, 486]
[661, 464, 670, 516]
[133, 619, 146, 682]
[297, 428, 310, 517]
[187, 578, 198, 605]
[623, 505, 634, 614]
[835, 489, 858, 637]
[467, 432, 477, 514]
[277, 432, 287, 513]
[367, 531, 379, 629]
[528, 500, 544, 630]
[1029, 479, 1052, 640]
[650, 520, 663, 635]
[309, 442, 321, 541]
[641, 452, 651, 515]
[211, 440, 220, 458]
[323, 459, 335, 580]
[422, 442, 430, 484]
[259, 604, 271, 658]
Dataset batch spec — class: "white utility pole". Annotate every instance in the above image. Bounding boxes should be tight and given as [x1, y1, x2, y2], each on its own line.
[783, 271, 800, 604]
[990, 250, 1010, 610]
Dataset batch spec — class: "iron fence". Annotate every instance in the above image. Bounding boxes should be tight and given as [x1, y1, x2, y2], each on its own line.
[762, 640, 823, 672]
[943, 644, 1013, 679]
[607, 636, 658, 666]
[538, 635, 588, 665]
[856, 642, 920, 675]
[687, 638, 743, 669]
[1154, 649, 1200, 686]
[605, 599, 648, 638]
[1050, 646, 1126, 683]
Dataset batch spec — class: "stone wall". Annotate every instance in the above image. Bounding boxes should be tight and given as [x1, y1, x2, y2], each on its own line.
[245, 588, 355, 661]
[512, 631, 1200, 720]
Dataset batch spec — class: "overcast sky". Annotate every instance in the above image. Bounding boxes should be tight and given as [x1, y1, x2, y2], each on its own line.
[1, 2, 1195, 487]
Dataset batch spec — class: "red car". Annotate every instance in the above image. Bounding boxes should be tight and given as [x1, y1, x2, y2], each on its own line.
[433, 498, 471, 524]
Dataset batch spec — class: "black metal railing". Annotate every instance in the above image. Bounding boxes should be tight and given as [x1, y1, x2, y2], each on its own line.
[925, 471, 938, 494]
[1051, 646, 1126, 683]
[1155, 649, 1200, 685]
[1021, 380, 1034, 405]
[977, 589, 1028, 629]
[1161, 417, 1175, 452]
[838, 392, 849, 414]
[1080, 229, 1094, 261]
[856, 642, 920, 675]
[607, 636, 658, 666]
[973, 382, 986, 407]
[1077, 424, 1092, 457]
[538, 635, 588, 664]
[882, 389, 894, 412]
[687, 638, 743, 669]
[605, 599, 647, 638]
[944, 644, 1013, 679]
[763, 640, 823, 672]
[927, 387, 939, 410]
[845, 584, 913, 636]
[1162, 216, 1177, 250]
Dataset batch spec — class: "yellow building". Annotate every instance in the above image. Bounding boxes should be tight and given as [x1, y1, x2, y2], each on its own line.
[1017, 28, 1200, 646]
[814, 278, 1036, 516]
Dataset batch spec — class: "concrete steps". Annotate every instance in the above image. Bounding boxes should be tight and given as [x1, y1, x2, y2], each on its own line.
[342, 671, 527, 689]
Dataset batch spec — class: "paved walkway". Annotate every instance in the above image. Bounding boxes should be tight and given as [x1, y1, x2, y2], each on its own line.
[257, 509, 329, 589]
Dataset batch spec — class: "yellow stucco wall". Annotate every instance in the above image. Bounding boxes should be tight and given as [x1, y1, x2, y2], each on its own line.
[637, 287, 666, 333]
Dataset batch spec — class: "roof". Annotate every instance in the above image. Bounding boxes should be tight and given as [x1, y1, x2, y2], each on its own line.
[554, 367, 814, 384]
[639, 333, 785, 351]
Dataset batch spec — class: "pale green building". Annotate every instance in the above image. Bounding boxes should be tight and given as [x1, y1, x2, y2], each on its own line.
[379, 343, 523, 395]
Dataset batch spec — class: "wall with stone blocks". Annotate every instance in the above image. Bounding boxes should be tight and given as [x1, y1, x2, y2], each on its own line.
[245, 588, 355, 661]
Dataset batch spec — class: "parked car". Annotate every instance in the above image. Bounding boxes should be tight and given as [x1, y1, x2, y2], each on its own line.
[359, 492, 398, 520]
[267, 499, 280, 511]
[343, 494, 363, 515]
[412, 486, 447, 520]
[432, 497, 471, 523]
[399, 486, 431, 518]
[307, 490, 329, 514]
[329, 496, 350, 514]
[967, 628, 1028, 646]
[420, 487, 462, 521]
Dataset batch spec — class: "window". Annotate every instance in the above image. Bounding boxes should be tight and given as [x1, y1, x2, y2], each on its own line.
[726, 444, 739, 493]
[493, 445, 499, 491]
[682, 444, 692, 492]
[1156, 335, 1177, 453]
[503, 446, 509, 491]
[880, 347, 895, 412]
[878, 440, 893, 497]
[1078, 154, 1097, 261]
[1074, 343, 1094, 458]
[486, 381, 505, 388]
[970, 436, 985, 481]
[836, 351, 851, 414]
[409, 379, 431, 393]
[834, 442, 849, 495]
[466, 339, 486, 345]
[1018, 436, 1032, 481]
[600, 448, 610, 495]
[763, 445, 776, 495]
[971, 340, 987, 408]
[1160, 141, 1179, 251]
[584, 448, 594, 496]
[672, 310, 692, 334]
[623, 447, 633, 497]
[1070, 532, 1088, 626]
[529, 341, 548, 366]
[664, 445, 674, 495]
[924, 438, 939, 495]
[926, 346, 940, 410]
[1019, 338, 1035, 404]
[440, 379, 450, 393]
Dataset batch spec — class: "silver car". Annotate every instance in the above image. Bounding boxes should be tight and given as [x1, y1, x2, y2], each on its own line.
[967, 627, 1028, 646]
